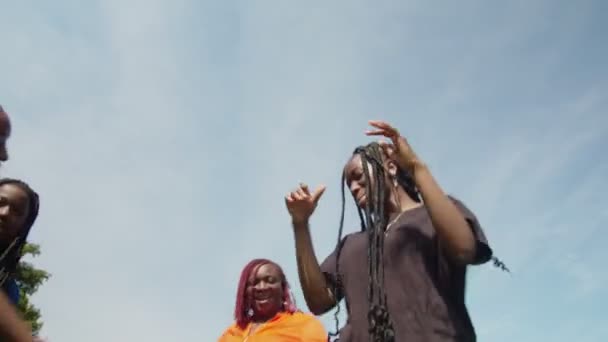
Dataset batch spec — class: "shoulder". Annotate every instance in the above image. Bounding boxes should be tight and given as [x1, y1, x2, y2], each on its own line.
[447, 194, 465, 206]
[291, 312, 327, 336]
[447, 195, 477, 217]
[292, 311, 323, 323]
[325, 231, 364, 256]
[217, 322, 243, 341]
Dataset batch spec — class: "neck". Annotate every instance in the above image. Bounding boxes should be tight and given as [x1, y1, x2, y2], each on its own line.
[387, 186, 419, 215]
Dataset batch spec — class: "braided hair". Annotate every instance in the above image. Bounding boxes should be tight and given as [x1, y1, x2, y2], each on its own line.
[0, 178, 40, 287]
[331, 142, 415, 342]
[329, 142, 509, 341]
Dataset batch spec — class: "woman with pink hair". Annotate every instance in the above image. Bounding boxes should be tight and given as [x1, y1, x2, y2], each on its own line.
[218, 258, 327, 341]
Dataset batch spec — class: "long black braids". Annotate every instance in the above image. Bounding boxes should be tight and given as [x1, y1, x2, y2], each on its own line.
[330, 142, 406, 342]
[358, 143, 394, 342]
[0, 178, 40, 287]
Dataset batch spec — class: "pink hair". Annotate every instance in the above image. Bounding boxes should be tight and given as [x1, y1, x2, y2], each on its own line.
[233, 258, 297, 329]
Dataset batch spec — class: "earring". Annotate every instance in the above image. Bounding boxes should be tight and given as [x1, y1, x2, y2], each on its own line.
[247, 308, 254, 317]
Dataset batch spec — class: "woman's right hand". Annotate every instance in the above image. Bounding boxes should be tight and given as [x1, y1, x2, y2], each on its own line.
[285, 183, 326, 225]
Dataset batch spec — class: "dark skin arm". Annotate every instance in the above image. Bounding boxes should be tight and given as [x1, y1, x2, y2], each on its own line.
[0, 292, 34, 342]
[368, 120, 477, 265]
[286, 184, 337, 315]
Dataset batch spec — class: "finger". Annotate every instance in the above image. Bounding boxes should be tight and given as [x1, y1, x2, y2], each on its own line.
[293, 191, 304, 201]
[312, 185, 327, 203]
[368, 120, 392, 129]
[365, 129, 388, 136]
[369, 120, 398, 135]
[299, 182, 311, 195]
[296, 188, 308, 198]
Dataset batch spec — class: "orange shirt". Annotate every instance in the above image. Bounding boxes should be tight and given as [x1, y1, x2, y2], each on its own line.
[218, 311, 327, 342]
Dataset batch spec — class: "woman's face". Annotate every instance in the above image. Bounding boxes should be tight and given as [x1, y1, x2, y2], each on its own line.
[0, 183, 30, 242]
[247, 263, 284, 320]
[344, 153, 397, 209]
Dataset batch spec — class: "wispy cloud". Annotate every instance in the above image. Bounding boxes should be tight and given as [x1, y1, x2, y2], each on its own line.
[1, 1, 606, 341]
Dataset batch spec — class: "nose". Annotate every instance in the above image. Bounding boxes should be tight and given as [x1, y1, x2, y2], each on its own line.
[350, 180, 362, 194]
[255, 280, 271, 290]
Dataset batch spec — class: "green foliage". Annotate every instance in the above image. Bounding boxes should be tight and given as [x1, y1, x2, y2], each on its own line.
[15, 243, 50, 335]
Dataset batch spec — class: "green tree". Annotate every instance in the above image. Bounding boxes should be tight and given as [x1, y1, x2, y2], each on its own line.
[15, 243, 51, 335]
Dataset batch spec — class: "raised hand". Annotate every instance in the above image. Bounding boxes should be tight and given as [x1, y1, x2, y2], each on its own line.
[285, 183, 326, 224]
[365, 120, 421, 172]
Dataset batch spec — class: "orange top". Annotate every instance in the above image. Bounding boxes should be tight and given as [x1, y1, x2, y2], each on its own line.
[218, 311, 327, 342]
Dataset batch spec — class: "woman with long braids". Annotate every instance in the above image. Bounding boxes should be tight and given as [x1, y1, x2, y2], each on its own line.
[0, 178, 41, 342]
[0, 106, 19, 305]
[286, 120, 499, 341]
[0, 105, 40, 342]
[0, 178, 40, 297]
[218, 258, 327, 341]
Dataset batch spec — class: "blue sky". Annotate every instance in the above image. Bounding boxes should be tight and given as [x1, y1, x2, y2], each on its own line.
[1, 0, 607, 341]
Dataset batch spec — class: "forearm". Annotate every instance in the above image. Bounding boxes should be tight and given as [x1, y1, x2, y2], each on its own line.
[292, 220, 336, 314]
[0, 293, 33, 342]
[413, 164, 476, 264]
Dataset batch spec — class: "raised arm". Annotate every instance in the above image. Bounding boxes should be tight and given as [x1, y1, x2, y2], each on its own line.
[367, 120, 481, 265]
[285, 183, 337, 315]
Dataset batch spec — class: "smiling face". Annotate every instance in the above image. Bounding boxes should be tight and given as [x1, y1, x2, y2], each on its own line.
[247, 263, 285, 321]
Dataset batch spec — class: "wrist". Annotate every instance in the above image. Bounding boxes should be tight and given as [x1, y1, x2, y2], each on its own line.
[292, 218, 310, 228]
[402, 158, 427, 175]
[410, 160, 432, 188]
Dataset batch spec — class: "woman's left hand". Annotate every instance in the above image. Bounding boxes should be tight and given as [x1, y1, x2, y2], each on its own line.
[365, 120, 421, 172]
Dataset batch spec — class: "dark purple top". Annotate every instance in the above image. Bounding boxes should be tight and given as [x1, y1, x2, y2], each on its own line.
[321, 197, 492, 342]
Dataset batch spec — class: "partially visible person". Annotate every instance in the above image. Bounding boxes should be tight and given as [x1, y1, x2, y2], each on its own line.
[0, 105, 12, 165]
[218, 258, 327, 342]
[0, 178, 40, 341]
[0, 178, 40, 290]
[0, 104, 41, 342]
[0, 106, 20, 304]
